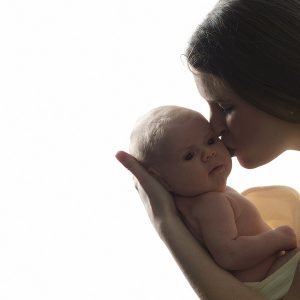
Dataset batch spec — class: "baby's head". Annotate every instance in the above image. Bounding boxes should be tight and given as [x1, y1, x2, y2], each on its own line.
[130, 106, 193, 167]
[130, 105, 232, 196]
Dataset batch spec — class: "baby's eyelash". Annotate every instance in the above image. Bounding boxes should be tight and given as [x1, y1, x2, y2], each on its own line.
[207, 138, 215, 145]
[184, 152, 194, 161]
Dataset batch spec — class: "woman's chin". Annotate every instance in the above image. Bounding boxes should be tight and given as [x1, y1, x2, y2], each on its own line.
[237, 154, 274, 169]
[237, 155, 263, 169]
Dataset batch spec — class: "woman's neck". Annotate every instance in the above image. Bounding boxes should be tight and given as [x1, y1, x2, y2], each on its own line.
[289, 123, 300, 151]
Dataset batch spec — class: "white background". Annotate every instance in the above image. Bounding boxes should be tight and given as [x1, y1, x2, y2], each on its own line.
[0, 1, 299, 299]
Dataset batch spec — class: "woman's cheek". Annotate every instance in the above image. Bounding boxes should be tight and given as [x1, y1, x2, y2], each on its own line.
[227, 110, 253, 137]
[225, 112, 237, 132]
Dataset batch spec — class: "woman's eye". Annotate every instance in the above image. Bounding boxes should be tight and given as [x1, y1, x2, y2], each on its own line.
[184, 152, 194, 161]
[218, 103, 233, 114]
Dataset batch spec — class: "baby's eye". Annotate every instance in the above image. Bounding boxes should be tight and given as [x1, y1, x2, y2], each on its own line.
[207, 138, 215, 145]
[184, 152, 194, 161]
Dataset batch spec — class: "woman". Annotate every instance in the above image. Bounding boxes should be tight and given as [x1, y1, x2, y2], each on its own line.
[116, 0, 300, 299]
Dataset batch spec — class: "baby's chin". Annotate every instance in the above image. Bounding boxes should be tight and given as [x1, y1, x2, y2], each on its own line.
[173, 186, 227, 198]
[212, 184, 227, 193]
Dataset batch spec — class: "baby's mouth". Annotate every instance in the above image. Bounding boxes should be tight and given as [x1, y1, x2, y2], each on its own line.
[209, 164, 225, 175]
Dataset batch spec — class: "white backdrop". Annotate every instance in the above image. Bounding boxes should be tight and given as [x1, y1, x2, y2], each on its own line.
[0, 1, 299, 299]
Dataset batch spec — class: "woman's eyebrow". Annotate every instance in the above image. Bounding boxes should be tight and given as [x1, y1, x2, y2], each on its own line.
[213, 99, 233, 106]
[214, 98, 229, 103]
[205, 97, 225, 103]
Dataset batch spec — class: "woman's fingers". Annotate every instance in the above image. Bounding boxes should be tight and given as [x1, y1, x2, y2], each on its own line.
[115, 150, 135, 170]
[115, 150, 177, 217]
[115, 151, 156, 191]
[115, 151, 143, 178]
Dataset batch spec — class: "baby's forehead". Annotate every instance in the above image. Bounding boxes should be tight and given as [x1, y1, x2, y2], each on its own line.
[165, 114, 212, 142]
[141, 106, 212, 140]
[170, 111, 210, 128]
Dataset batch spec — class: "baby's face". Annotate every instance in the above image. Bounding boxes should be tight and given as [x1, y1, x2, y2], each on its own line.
[155, 113, 232, 197]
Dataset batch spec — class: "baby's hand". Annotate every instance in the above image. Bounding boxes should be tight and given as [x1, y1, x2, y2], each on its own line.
[275, 225, 297, 251]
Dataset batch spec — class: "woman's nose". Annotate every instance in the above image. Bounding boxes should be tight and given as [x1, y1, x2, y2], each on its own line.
[209, 104, 227, 137]
[202, 148, 216, 162]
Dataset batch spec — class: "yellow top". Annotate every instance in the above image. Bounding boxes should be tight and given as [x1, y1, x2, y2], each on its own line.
[242, 185, 300, 244]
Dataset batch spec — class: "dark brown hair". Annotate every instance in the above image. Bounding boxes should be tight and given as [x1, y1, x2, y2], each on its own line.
[186, 0, 300, 123]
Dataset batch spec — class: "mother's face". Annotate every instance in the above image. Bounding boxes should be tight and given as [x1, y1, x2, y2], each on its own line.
[193, 72, 291, 168]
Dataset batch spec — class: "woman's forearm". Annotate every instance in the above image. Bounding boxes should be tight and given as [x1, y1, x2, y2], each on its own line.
[115, 151, 265, 299]
[159, 216, 266, 300]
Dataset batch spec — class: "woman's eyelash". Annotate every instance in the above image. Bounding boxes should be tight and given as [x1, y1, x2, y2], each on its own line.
[218, 103, 233, 113]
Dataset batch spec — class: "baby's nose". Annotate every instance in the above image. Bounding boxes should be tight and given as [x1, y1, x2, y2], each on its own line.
[202, 149, 216, 162]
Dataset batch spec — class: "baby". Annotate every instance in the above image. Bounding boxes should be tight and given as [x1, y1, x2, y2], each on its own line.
[129, 105, 299, 285]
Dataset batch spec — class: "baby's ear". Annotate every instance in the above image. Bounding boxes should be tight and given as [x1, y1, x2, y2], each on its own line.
[148, 167, 172, 192]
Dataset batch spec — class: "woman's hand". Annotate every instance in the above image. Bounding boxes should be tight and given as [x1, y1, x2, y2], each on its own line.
[115, 150, 178, 233]
[115, 150, 266, 299]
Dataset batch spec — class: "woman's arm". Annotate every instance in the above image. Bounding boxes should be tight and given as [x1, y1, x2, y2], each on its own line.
[115, 151, 266, 300]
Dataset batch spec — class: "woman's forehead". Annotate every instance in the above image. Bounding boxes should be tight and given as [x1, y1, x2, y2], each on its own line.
[193, 72, 229, 102]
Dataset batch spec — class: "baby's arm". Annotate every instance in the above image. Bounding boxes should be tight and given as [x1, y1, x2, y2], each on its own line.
[194, 193, 297, 271]
[116, 151, 267, 299]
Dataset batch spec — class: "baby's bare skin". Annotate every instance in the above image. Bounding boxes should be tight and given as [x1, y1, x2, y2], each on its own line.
[266, 247, 300, 277]
[175, 187, 298, 282]
[130, 106, 298, 284]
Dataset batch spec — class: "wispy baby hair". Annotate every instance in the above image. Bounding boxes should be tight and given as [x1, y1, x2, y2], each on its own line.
[129, 105, 194, 167]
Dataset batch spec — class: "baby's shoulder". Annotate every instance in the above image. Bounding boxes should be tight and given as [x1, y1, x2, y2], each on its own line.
[200, 191, 226, 200]
[195, 191, 229, 209]
[190, 192, 235, 223]
[198, 188, 247, 211]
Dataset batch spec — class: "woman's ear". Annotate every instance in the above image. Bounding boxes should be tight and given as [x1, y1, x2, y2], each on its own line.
[148, 167, 172, 192]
